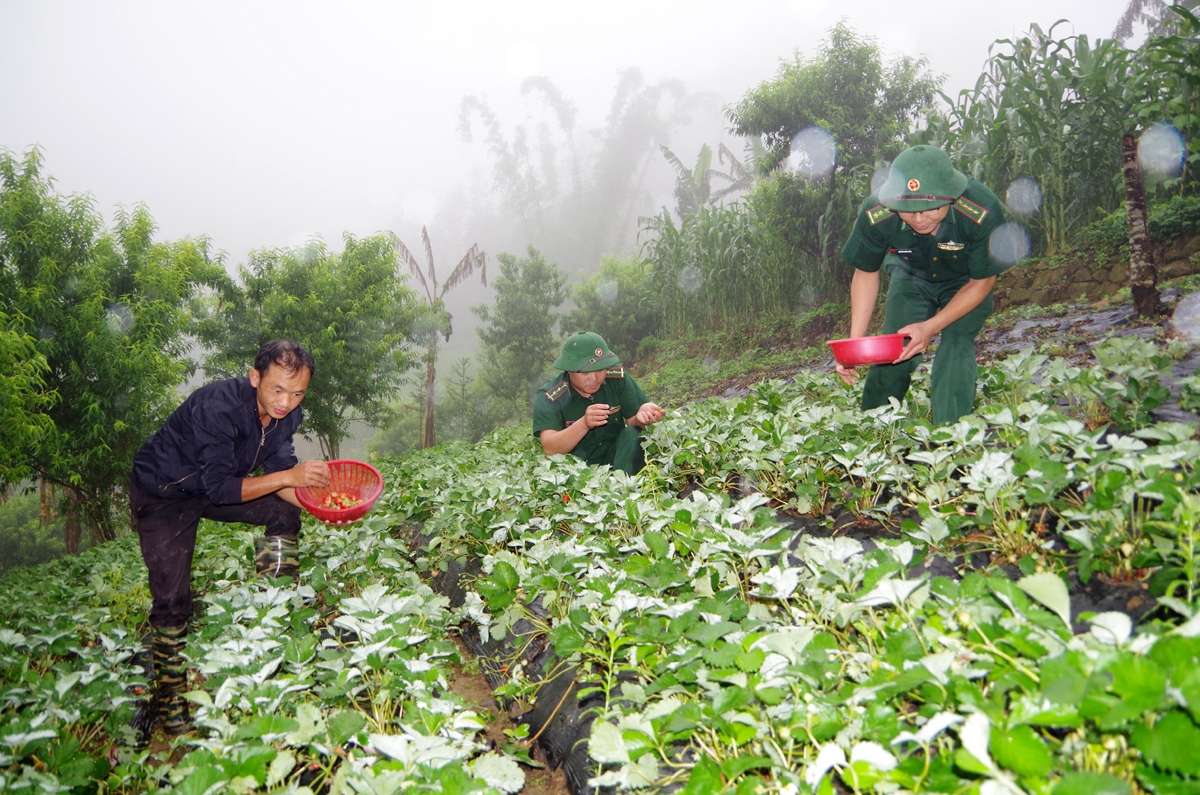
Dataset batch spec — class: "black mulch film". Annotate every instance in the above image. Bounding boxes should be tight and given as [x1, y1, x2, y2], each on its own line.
[415, 528, 619, 795]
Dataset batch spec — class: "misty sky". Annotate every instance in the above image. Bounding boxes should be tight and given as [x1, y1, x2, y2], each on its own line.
[3, 0, 1128, 277]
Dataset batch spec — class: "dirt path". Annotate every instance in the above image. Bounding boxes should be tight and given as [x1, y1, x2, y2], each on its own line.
[447, 648, 571, 795]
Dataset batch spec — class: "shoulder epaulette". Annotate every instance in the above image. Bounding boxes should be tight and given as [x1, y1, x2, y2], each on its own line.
[605, 367, 626, 379]
[866, 205, 895, 226]
[545, 381, 570, 402]
[953, 196, 988, 225]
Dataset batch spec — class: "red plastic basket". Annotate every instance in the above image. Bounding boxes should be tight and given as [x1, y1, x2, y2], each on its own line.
[296, 460, 384, 525]
[826, 334, 908, 367]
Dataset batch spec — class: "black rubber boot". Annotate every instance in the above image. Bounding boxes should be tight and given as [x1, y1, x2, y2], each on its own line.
[254, 535, 299, 579]
[151, 624, 192, 736]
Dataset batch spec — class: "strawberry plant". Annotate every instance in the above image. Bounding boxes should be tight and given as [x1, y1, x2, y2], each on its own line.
[4, 338, 1200, 793]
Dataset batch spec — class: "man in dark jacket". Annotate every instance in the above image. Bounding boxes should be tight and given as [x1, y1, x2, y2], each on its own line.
[129, 339, 329, 735]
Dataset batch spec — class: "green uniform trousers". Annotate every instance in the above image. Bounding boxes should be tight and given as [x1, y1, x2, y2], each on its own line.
[861, 268, 993, 425]
[588, 425, 646, 475]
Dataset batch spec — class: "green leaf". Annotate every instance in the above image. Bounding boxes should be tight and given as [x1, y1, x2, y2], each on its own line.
[176, 765, 227, 795]
[327, 709, 367, 747]
[589, 720, 629, 765]
[644, 530, 670, 559]
[990, 724, 1054, 777]
[1053, 771, 1131, 795]
[471, 752, 525, 794]
[490, 561, 519, 591]
[685, 620, 741, 647]
[267, 751, 295, 788]
[234, 715, 300, 742]
[721, 755, 772, 779]
[1016, 572, 1072, 630]
[1109, 656, 1168, 718]
[680, 756, 723, 795]
[1132, 710, 1200, 775]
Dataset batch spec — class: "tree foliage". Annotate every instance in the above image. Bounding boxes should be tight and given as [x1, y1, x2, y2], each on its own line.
[459, 70, 700, 268]
[0, 148, 222, 547]
[1114, 0, 1200, 41]
[0, 320, 52, 486]
[565, 255, 660, 361]
[195, 234, 421, 459]
[724, 22, 940, 297]
[727, 21, 939, 175]
[1134, 5, 1200, 198]
[0, 489, 67, 576]
[473, 247, 568, 414]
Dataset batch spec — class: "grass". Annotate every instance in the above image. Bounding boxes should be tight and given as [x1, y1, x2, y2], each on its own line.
[633, 302, 847, 404]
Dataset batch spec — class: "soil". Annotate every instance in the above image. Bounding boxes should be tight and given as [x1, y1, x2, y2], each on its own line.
[447, 646, 570, 795]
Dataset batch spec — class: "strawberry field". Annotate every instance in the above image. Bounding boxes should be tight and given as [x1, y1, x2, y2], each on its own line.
[5, 335, 1200, 794]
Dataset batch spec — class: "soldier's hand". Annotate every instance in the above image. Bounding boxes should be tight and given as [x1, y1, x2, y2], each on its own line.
[632, 402, 665, 427]
[583, 404, 610, 429]
[835, 363, 858, 386]
[894, 323, 932, 362]
[291, 460, 331, 488]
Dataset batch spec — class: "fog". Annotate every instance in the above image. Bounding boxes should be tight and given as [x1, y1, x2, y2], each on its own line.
[2, 0, 1127, 380]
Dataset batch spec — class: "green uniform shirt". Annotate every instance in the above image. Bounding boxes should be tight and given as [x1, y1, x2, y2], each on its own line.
[841, 178, 1009, 283]
[532, 368, 650, 467]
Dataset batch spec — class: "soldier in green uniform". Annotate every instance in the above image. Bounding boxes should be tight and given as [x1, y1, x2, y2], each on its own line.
[837, 145, 1011, 424]
[533, 332, 665, 475]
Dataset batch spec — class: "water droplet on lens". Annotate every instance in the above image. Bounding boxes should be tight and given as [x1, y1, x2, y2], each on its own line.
[795, 285, 818, 309]
[677, 265, 703, 294]
[788, 126, 837, 179]
[870, 165, 891, 196]
[1005, 176, 1043, 217]
[39, 325, 56, 341]
[989, 222, 1031, 265]
[703, 356, 719, 375]
[1139, 121, 1186, 177]
[596, 279, 619, 304]
[105, 303, 134, 336]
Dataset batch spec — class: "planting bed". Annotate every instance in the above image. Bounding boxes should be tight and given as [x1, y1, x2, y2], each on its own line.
[4, 334, 1200, 793]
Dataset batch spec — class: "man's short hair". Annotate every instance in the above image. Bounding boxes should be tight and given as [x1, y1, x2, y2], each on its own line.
[254, 340, 315, 377]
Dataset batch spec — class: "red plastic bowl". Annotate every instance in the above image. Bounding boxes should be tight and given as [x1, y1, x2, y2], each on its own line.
[296, 460, 384, 525]
[826, 334, 907, 366]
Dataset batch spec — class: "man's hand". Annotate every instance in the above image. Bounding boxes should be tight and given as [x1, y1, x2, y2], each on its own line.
[290, 460, 331, 489]
[631, 402, 665, 428]
[242, 459, 330, 503]
[894, 322, 934, 362]
[582, 403, 612, 429]
[835, 363, 858, 386]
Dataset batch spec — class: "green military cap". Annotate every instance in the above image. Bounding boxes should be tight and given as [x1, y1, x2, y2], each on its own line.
[879, 145, 969, 211]
[554, 331, 620, 372]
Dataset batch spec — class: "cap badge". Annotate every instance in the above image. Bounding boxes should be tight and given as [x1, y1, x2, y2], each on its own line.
[907, 178, 920, 191]
[595, 348, 603, 356]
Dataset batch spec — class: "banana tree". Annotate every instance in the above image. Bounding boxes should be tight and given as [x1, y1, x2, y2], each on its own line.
[390, 228, 487, 450]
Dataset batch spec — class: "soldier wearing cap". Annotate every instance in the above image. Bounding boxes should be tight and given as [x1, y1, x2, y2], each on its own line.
[533, 332, 665, 475]
[838, 145, 1010, 424]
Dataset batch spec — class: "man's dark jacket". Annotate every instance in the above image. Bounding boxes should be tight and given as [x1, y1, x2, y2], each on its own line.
[132, 377, 301, 505]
